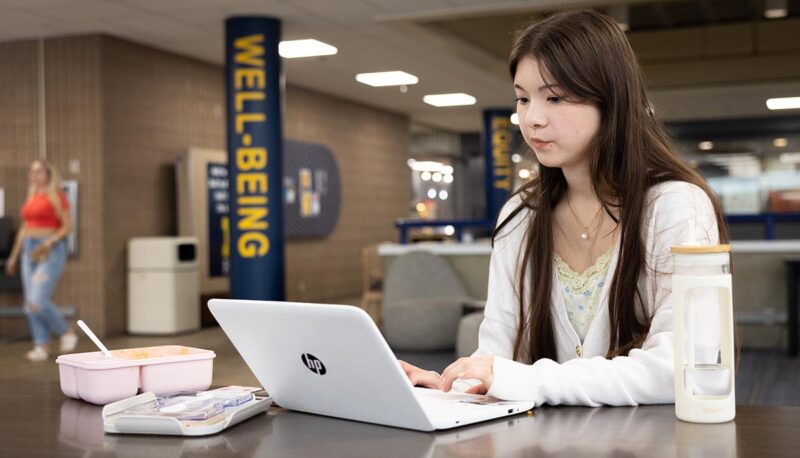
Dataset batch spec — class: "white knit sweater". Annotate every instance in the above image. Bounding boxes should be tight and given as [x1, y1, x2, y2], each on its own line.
[475, 181, 720, 406]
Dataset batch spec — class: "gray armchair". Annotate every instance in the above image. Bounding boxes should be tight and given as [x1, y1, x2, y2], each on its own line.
[381, 251, 474, 351]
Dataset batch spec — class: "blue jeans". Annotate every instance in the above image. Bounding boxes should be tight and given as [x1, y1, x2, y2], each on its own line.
[21, 238, 69, 345]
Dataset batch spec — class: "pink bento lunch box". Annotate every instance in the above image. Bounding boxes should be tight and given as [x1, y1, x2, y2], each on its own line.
[55, 345, 215, 405]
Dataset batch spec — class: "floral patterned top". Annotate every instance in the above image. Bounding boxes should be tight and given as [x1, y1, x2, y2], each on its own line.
[554, 244, 616, 342]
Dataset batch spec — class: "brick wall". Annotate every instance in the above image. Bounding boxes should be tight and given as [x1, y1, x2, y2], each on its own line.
[0, 36, 106, 339]
[0, 34, 409, 339]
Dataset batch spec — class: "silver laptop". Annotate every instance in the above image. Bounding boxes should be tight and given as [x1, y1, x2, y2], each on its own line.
[208, 299, 534, 431]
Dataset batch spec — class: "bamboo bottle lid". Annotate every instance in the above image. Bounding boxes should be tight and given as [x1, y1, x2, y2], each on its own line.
[671, 244, 731, 254]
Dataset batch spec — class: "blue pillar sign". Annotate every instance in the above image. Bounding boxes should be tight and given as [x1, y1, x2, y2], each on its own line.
[225, 17, 285, 300]
[483, 109, 514, 223]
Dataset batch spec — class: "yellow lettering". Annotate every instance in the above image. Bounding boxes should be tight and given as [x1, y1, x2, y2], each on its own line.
[236, 147, 267, 171]
[234, 69, 265, 90]
[221, 216, 230, 258]
[235, 91, 265, 112]
[495, 178, 512, 190]
[492, 117, 512, 173]
[238, 207, 268, 230]
[234, 34, 265, 67]
[235, 113, 266, 134]
[493, 130, 511, 146]
[492, 117, 510, 130]
[238, 195, 268, 206]
[236, 173, 268, 194]
[493, 147, 510, 167]
[238, 232, 269, 257]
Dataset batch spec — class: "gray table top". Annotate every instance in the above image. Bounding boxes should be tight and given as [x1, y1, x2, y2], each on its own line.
[4, 378, 800, 457]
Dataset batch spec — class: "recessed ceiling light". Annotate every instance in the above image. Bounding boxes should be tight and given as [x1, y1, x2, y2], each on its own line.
[356, 71, 418, 87]
[410, 161, 450, 173]
[774, 138, 789, 148]
[765, 9, 788, 18]
[766, 97, 800, 110]
[698, 141, 714, 151]
[764, 0, 788, 18]
[510, 113, 519, 125]
[423, 93, 476, 107]
[279, 39, 337, 58]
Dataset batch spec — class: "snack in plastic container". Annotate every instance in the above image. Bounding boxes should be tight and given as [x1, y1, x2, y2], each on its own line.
[56, 345, 215, 405]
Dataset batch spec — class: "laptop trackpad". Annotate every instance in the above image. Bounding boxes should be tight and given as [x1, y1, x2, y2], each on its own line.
[412, 387, 506, 404]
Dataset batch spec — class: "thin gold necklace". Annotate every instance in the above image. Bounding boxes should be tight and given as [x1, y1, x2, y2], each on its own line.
[566, 194, 603, 240]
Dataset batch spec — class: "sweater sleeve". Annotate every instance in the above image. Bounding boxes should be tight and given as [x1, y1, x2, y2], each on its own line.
[472, 194, 528, 360]
[485, 182, 720, 406]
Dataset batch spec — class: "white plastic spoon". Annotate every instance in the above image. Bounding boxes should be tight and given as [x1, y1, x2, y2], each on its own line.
[76, 319, 113, 357]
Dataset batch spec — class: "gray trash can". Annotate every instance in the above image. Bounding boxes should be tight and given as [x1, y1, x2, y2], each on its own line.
[127, 237, 199, 334]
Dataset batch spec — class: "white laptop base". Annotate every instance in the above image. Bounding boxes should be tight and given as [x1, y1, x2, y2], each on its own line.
[209, 299, 534, 431]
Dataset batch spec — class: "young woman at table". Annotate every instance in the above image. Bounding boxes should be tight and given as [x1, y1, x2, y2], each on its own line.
[400, 9, 728, 405]
[6, 159, 78, 362]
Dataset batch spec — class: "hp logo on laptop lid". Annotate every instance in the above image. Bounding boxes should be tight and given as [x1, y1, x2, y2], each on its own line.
[301, 353, 327, 375]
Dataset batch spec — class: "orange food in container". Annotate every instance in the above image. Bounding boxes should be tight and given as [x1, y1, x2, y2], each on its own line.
[56, 345, 215, 405]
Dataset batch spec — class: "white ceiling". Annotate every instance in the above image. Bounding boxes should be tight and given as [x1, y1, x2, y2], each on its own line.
[0, 0, 796, 132]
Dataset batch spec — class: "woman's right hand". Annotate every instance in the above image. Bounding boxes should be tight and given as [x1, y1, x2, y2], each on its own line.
[4, 257, 17, 277]
[399, 360, 441, 389]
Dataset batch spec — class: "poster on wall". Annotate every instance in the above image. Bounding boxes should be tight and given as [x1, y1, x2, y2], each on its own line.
[203, 140, 341, 278]
[61, 180, 78, 257]
[207, 164, 230, 278]
[282, 139, 341, 238]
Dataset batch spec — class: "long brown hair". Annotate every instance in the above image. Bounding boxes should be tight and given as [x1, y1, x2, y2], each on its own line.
[495, 10, 729, 363]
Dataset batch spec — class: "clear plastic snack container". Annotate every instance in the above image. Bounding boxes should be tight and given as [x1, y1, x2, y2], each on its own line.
[56, 345, 215, 405]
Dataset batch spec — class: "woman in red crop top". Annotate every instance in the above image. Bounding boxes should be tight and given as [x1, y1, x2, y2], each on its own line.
[6, 159, 79, 362]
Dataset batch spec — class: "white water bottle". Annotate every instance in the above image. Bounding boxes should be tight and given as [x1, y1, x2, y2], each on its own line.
[672, 220, 735, 423]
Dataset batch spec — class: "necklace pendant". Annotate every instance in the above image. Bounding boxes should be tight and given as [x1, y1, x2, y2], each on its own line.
[580, 232, 589, 240]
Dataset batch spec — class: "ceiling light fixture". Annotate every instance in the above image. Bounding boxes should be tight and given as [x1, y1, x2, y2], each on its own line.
[356, 71, 418, 87]
[423, 93, 476, 107]
[510, 113, 519, 125]
[279, 39, 337, 58]
[698, 141, 714, 151]
[410, 161, 452, 174]
[764, 0, 788, 18]
[774, 138, 789, 148]
[766, 97, 800, 110]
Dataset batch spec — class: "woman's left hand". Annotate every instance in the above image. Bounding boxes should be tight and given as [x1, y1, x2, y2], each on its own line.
[440, 355, 494, 395]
